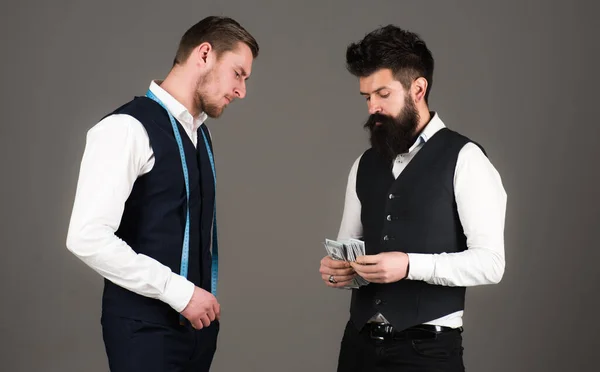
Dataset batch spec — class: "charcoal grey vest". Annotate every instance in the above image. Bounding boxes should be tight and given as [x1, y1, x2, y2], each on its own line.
[350, 128, 484, 331]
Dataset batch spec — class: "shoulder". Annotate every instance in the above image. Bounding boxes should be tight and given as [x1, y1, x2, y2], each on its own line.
[86, 112, 149, 156]
[455, 142, 504, 189]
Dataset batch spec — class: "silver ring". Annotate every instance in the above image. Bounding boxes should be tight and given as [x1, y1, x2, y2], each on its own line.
[329, 275, 337, 284]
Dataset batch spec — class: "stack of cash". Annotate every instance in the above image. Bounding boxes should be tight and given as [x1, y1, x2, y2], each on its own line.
[323, 238, 369, 289]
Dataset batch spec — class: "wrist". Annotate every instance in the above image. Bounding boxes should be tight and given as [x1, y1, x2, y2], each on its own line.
[159, 273, 194, 313]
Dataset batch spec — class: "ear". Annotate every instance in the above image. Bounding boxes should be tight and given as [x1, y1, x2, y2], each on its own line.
[192, 42, 213, 68]
[412, 77, 428, 103]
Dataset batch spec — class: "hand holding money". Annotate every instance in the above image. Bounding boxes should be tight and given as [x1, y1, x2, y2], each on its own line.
[321, 238, 370, 289]
[350, 252, 409, 284]
[319, 256, 357, 288]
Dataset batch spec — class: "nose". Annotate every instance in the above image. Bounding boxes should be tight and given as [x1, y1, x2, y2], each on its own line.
[368, 101, 382, 115]
[234, 81, 246, 99]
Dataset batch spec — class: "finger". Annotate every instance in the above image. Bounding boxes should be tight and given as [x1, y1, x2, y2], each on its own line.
[322, 257, 351, 269]
[350, 262, 381, 274]
[320, 267, 355, 276]
[192, 319, 204, 330]
[322, 274, 356, 283]
[333, 274, 357, 282]
[357, 272, 384, 282]
[200, 315, 211, 328]
[354, 254, 381, 265]
[214, 303, 221, 320]
[320, 268, 355, 277]
[207, 308, 216, 322]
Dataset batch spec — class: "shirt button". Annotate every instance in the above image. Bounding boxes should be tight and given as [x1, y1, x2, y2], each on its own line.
[375, 299, 382, 305]
[383, 235, 389, 241]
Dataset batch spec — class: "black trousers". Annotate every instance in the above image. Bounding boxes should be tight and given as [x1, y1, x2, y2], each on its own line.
[101, 315, 219, 372]
[337, 320, 465, 372]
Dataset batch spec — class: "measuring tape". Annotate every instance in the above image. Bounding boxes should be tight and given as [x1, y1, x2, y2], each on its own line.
[200, 129, 219, 297]
[145, 90, 219, 298]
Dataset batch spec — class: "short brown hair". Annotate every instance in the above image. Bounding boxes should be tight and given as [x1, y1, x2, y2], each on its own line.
[173, 16, 259, 66]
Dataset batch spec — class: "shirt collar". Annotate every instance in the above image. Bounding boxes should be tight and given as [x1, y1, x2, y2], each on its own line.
[406, 111, 446, 153]
[148, 80, 207, 132]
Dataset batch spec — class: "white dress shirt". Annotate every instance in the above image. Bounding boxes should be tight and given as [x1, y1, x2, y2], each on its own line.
[66, 81, 209, 313]
[337, 112, 507, 328]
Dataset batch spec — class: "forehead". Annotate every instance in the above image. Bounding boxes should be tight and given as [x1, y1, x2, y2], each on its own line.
[217, 42, 253, 74]
[359, 68, 403, 92]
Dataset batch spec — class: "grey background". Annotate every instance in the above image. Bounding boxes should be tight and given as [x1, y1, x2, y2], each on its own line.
[1, 0, 598, 371]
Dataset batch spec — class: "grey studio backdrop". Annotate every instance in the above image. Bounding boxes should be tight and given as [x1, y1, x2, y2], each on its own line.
[1, 0, 598, 371]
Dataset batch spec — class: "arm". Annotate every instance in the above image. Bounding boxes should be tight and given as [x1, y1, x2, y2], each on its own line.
[336, 155, 364, 241]
[65, 114, 194, 312]
[407, 143, 507, 286]
[320, 155, 363, 288]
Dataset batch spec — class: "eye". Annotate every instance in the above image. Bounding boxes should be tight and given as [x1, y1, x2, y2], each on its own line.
[379, 92, 390, 99]
[235, 71, 241, 79]
[365, 96, 371, 102]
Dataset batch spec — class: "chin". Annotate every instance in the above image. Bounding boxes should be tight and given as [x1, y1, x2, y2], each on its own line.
[207, 108, 225, 119]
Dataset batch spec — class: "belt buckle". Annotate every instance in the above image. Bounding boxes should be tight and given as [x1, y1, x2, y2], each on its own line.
[369, 323, 390, 341]
[370, 329, 385, 341]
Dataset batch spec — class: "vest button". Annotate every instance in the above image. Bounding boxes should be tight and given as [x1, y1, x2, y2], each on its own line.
[386, 215, 392, 221]
[388, 194, 394, 199]
[375, 299, 382, 305]
[383, 235, 389, 241]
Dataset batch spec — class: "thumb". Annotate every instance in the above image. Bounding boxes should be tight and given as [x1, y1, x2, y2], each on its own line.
[355, 254, 378, 265]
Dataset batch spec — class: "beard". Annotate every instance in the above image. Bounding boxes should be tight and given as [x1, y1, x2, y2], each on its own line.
[194, 69, 226, 118]
[363, 96, 420, 164]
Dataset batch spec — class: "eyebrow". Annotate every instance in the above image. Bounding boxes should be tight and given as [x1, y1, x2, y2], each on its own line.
[359, 86, 388, 96]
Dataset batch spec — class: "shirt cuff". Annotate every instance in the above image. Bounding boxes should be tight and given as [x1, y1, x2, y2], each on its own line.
[406, 253, 435, 282]
[158, 273, 195, 313]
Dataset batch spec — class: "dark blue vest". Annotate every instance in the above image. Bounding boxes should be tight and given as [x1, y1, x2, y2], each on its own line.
[101, 96, 215, 325]
[351, 128, 484, 331]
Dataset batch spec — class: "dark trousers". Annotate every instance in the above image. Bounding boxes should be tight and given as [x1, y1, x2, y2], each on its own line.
[101, 315, 219, 372]
[337, 320, 465, 372]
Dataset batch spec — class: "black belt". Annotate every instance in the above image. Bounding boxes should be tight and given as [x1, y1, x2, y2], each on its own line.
[363, 323, 461, 341]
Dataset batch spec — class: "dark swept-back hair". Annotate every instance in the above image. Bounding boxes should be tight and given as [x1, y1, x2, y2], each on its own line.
[346, 25, 434, 102]
[173, 16, 259, 66]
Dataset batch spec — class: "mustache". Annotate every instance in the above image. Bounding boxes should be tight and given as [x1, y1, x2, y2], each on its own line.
[363, 113, 394, 129]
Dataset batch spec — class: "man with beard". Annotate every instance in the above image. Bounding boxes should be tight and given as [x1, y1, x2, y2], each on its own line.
[319, 25, 506, 371]
[66, 16, 258, 372]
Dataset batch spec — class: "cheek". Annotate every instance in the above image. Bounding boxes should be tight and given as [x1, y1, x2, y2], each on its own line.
[216, 76, 235, 97]
[207, 82, 224, 101]
[226, 75, 238, 93]
[204, 70, 224, 97]
[385, 102, 404, 117]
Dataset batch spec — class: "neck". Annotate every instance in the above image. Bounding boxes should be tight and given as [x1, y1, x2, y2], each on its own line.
[414, 105, 432, 134]
[159, 67, 200, 117]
